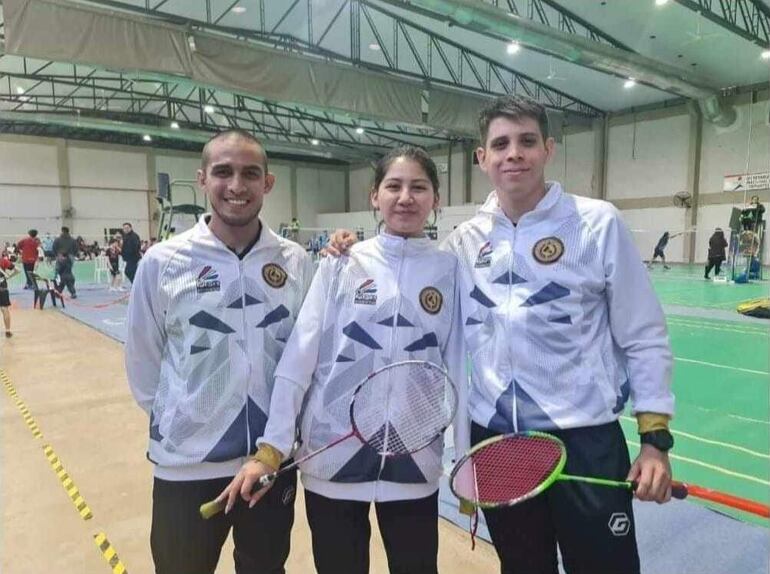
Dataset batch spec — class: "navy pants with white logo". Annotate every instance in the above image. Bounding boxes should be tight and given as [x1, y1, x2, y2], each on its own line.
[473, 421, 640, 574]
[151, 470, 296, 574]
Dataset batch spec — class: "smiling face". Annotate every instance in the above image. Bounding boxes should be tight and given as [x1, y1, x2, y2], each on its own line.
[371, 156, 439, 238]
[197, 134, 274, 234]
[476, 115, 554, 203]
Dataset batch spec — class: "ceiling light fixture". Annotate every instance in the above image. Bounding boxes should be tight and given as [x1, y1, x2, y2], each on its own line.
[624, 78, 636, 89]
[15, 86, 24, 94]
[231, 6, 246, 13]
[761, 50, 770, 60]
[368, 43, 381, 51]
[311, 139, 320, 146]
[143, 134, 152, 142]
[170, 121, 180, 129]
[506, 41, 520, 55]
[355, 127, 365, 134]
[655, 0, 670, 6]
[204, 105, 215, 114]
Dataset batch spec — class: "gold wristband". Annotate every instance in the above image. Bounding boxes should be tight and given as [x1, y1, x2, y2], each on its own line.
[636, 412, 670, 434]
[253, 443, 283, 471]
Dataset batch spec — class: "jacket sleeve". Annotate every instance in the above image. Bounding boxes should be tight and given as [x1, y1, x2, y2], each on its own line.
[125, 253, 166, 415]
[603, 208, 675, 416]
[259, 257, 331, 457]
[441, 260, 471, 463]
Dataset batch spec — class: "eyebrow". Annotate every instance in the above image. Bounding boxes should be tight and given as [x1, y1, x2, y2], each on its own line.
[210, 162, 263, 172]
[383, 177, 431, 184]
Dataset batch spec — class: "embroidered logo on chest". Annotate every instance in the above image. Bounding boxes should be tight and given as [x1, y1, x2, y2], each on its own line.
[262, 263, 288, 289]
[196, 266, 221, 293]
[354, 279, 378, 305]
[419, 287, 443, 315]
[532, 237, 564, 265]
[474, 241, 493, 268]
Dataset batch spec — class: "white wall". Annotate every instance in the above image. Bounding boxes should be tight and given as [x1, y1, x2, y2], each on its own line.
[699, 98, 770, 197]
[349, 165, 373, 213]
[607, 113, 690, 200]
[67, 146, 151, 240]
[296, 167, 346, 227]
[0, 139, 62, 243]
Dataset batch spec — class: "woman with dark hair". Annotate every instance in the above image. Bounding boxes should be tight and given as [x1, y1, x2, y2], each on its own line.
[704, 228, 728, 279]
[216, 145, 467, 574]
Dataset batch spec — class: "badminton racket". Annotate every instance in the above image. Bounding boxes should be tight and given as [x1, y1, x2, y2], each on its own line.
[449, 431, 769, 518]
[201, 359, 458, 519]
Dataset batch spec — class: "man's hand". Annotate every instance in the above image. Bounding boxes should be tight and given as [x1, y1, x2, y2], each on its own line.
[627, 444, 672, 503]
[320, 229, 357, 258]
[214, 459, 276, 514]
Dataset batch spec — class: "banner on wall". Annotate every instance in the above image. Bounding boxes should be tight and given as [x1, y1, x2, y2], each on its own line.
[723, 172, 770, 193]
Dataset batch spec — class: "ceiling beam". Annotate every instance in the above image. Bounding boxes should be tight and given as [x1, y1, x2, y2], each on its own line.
[674, 0, 770, 48]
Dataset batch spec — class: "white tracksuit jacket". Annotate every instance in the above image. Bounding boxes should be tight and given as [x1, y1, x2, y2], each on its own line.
[443, 183, 674, 434]
[125, 217, 314, 481]
[260, 233, 469, 502]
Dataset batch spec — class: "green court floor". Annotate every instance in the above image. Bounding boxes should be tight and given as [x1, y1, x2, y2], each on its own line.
[627, 264, 769, 525]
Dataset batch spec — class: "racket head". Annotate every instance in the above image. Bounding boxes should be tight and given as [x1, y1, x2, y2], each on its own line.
[449, 431, 566, 509]
[349, 360, 458, 457]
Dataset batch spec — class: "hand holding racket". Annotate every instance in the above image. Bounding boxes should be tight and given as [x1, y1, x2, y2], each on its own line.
[200, 360, 458, 519]
[449, 431, 769, 518]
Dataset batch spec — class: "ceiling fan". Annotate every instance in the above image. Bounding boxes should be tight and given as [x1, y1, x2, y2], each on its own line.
[544, 58, 566, 82]
[681, 11, 724, 46]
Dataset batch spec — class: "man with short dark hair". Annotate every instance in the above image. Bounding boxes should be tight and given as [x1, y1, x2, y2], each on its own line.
[52, 226, 78, 298]
[120, 222, 142, 283]
[126, 129, 314, 574]
[16, 229, 41, 289]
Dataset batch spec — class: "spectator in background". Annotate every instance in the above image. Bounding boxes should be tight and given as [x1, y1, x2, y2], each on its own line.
[0, 253, 19, 337]
[120, 222, 142, 283]
[42, 232, 55, 263]
[16, 229, 41, 290]
[704, 228, 728, 280]
[107, 239, 124, 292]
[289, 217, 301, 242]
[53, 226, 78, 298]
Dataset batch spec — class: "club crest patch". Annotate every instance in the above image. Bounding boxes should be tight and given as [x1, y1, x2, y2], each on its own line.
[262, 263, 287, 288]
[354, 279, 378, 305]
[419, 287, 443, 315]
[196, 266, 221, 293]
[532, 237, 564, 265]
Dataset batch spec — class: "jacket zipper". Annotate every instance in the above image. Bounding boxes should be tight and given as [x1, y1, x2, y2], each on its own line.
[238, 256, 251, 456]
[507, 222, 518, 433]
[376, 239, 406, 494]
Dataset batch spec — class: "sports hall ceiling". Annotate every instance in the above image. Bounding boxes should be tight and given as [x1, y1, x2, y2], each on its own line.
[0, 0, 768, 162]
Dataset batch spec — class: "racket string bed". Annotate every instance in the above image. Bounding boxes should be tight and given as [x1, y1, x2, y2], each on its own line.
[353, 362, 455, 455]
[458, 434, 563, 505]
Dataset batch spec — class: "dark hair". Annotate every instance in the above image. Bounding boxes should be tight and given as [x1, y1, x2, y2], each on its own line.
[371, 146, 440, 198]
[28, 229, 38, 238]
[201, 129, 268, 172]
[478, 95, 550, 145]
[123, 222, 132, 229]
[370, 146, 440, 230]
[61, 226, 70, 234]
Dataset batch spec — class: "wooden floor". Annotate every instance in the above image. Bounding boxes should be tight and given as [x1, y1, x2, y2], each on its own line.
[0, 307, 499, 573]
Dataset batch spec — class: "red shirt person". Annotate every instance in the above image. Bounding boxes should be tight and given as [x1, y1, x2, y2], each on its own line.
[16, 230, 41, 289]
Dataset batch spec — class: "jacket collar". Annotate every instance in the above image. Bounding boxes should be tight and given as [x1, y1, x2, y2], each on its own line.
[478, 182, 564, 226]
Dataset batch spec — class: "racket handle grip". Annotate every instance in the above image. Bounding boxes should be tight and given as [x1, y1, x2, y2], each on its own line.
[629, 480, 688, 500]
[670, 481, 688, 500]
[255, 472, 277, 491]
